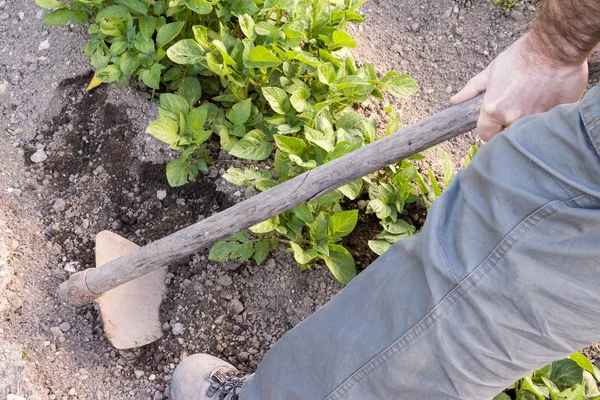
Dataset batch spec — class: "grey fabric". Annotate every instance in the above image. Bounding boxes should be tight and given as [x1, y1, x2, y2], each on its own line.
[240, 85, 600, 400]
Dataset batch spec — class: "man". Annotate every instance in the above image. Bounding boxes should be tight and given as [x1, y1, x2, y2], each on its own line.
[171, 0, 600, 398]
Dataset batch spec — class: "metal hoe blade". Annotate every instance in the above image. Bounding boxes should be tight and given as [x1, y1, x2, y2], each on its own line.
[95, 231, 167, 349]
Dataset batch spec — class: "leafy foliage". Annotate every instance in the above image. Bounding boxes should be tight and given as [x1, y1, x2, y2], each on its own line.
[494, 0, 517, 12]
[495, 353, 600, 400]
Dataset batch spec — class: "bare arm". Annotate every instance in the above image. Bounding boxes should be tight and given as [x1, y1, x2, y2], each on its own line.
[451, 0, 600, 142]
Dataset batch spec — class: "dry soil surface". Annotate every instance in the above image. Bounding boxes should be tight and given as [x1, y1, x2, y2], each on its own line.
[0, 0, 549, 399]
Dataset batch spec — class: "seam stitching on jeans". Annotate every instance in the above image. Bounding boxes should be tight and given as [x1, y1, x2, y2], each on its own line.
[549, 174, 578, 198]
[438, 238, 460, 284]
[324, 200, 564, 400]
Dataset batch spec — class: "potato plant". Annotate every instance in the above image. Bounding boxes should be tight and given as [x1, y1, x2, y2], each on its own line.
[494, 353, 600, 400]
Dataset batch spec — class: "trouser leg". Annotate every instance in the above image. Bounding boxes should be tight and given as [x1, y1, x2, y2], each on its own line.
[240, 86, 600, 400]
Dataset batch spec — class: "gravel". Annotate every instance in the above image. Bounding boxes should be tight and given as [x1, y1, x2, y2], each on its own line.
[30, 148, 47, 163]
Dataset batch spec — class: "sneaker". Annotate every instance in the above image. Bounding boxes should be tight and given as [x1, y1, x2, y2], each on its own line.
[170, 354, 247, 400]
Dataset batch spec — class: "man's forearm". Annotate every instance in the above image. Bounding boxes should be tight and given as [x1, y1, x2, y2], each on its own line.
[529, 0, 600, 66]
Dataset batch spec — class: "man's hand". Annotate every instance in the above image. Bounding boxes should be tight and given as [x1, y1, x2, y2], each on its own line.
[451, 33, 588, 142]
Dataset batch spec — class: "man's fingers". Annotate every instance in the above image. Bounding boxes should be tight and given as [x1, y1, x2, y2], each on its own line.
[477, 113, 505, 142]
[450, 69, 489, 105]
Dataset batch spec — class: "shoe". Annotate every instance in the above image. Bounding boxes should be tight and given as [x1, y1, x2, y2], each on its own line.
[170, 354, 247, 400]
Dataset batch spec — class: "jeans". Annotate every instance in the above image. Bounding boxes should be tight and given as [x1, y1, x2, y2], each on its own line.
[239, 84, 600, 400]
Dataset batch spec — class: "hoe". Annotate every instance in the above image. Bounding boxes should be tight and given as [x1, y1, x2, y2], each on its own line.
[58, 53, 600, 349]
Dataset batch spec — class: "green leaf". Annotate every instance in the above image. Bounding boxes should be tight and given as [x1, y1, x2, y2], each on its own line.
[232, 242, 255, 261]
[318, 62, 336, 85]
[227, 98, 252, 126]
[249, 218, 278, 233]
[328, 210, 358, 240]
[331, 30, 357, 49]
[35, 0, 67, 8]
[166, 156, 202, 187]
[309, 212, 329, 243]
[134, 36, 155, 54]
[159, 93, 189, 120]
[367, 199, 392, 220]
[209, 241, 236, 262]
[119, 52, 139, 76]
[465, 145, 479, 168]
[290, 242, 318, 265]
[115, 0, 147, 15]
[222, 167, 272, 186]
[253, 240, 271, 265]
[139, 64, 162, 89]
[273, 135, 307, 156]
[492, 393, 511, 400]
[177, 77, 202, 106]
[229, 130, 273, 160]
[551, 359, 584, 390]
[304, 126, 334, 152]
[146, 118, 180, 145]
[570, 353, 598, 380]
[290, 87, 310, 113]
[138, 16, 156, 40]
[338, 179, 363, 200]
[167, 39, 205, 64]
[322, 244, 356, 285]
[239, 14, 256, 38]
[209, 233, 250, 262]
[292, 203, 313, 223]
[184, 0, 213, 14]
[42, 8, 74, 26]
[156, 21, 185, 49]
[244, 46, 282, 69]
[230, 0, 259, 16]
[439, 148, 456, 187]
[383, 220, 415, 235]
[96, 64, 121, 83]
[384, 74, 419, 98]
[368, 239, 392, 256]
[186, 105, 209, 134]
[337, 75, 374, 101]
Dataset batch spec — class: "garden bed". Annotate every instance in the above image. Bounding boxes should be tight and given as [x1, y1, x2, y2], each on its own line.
[0, 0, 568, 398]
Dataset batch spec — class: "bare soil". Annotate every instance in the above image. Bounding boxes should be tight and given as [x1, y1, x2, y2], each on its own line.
[1, 1, 571, 399]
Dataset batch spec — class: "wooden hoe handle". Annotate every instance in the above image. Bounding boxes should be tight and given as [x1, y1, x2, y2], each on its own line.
[59, 55, 600, 305]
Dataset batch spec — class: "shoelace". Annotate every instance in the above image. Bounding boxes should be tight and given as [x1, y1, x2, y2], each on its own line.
[206, 370, 246, 400]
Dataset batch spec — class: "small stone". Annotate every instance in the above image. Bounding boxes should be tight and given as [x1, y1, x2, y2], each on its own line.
[453, 5, 459, 13]
[38, 39, 50, 51]
[445, 86, 453, 94]
[59, 322, 71, 333]
[233, 191, 242, 197]
[265, 259, 276, 272]
[68, 388, 76, 396]
[214, 314, 227, 325]
[30, 148, 47, 163]
[0, 12, 8, 21]
[216, 275, 232, 287]
[156, 190, 167, 200]
[228, 299, 244, 315]
[53, 198, 66, 213]
[7, 188, 22, 197]
[171, 322, 184, 335]
[357, 200, 367, 211]
[93, 165, 105, 175]
[18, 11, 24, 19]
[50, 326, 63, 338]
[411, 23, 419, 31]
[455, 27, 464, 36]
[82, 219, 90, 229]
[134, 369, 145, 379]
[64, 261, 80, 273]
[162, 322, 171, 332]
